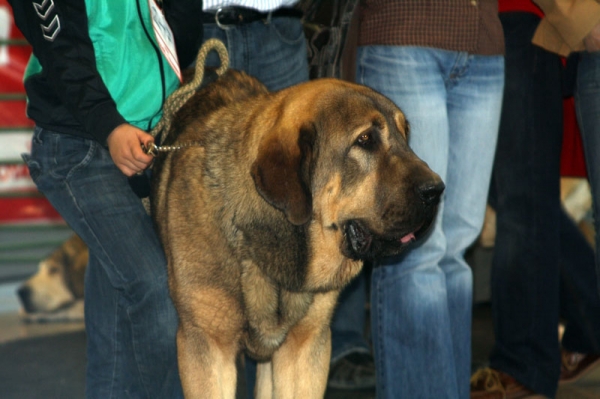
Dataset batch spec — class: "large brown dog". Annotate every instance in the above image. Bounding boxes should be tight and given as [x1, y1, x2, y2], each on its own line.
[151, 69, 444, 398]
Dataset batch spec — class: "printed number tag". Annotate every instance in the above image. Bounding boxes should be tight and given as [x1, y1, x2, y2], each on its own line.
[148, 0, 182, 81]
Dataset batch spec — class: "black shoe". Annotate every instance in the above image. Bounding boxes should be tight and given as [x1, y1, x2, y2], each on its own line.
[328, 352, 376, 390]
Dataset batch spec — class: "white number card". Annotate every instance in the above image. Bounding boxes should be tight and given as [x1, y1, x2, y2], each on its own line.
[148, 0, 182, 81]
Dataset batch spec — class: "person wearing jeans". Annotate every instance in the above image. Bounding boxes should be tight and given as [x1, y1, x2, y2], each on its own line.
[576, 32, 600, 309]
[9, 0, 204, 397]
[571, 6, 600, 383]
[355, 1, 505, 398]
[470, 3, 600, 397]
[24, 128, 183, 397]
[578, 53, 600, 299]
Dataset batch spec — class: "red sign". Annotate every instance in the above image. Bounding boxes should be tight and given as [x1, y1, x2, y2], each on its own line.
[0, 2, 62, 224]
[0, 197, 63, 224]
[0, 0, 34, 128]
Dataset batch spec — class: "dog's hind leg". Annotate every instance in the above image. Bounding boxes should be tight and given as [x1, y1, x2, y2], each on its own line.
[270, 291, 339, 399]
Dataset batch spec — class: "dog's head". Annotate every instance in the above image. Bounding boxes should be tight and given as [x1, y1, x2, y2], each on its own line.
[17, 235, 87, 318]
[251, 79, 443, 282]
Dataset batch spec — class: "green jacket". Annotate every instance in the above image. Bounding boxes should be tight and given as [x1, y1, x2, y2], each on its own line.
[9, 0, 203, 144]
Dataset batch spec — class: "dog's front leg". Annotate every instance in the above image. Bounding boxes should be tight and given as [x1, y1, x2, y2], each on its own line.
[255, 361, 274, 399]
[269, 291, 339, 399]
[176, 324, 238, 399]
[175, 289, 243, 399]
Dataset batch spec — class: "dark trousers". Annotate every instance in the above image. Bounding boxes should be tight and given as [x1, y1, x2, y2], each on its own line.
[488, 12, 600, 398]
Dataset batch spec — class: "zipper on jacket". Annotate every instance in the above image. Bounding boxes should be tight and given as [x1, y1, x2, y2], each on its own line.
[136, 0, 167, 131]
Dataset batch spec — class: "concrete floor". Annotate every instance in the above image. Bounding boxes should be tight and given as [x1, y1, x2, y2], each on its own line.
[0, 226, 599, 398]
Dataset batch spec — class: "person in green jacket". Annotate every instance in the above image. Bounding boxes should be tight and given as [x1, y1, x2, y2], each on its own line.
[7, 0, 203, 397]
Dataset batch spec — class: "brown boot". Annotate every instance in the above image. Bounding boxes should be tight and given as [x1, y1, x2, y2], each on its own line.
[470, 368, 546, 399]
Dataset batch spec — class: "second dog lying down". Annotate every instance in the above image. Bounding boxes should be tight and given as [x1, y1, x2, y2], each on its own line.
[17, 234, 87, 322]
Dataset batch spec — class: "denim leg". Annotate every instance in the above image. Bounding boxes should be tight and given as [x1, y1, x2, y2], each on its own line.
[571, 50, 600, 354]
[23, 128, 181, 399]
[329, 270, 371, 363]
[203, 17, 309, 91]
[202, 17, 309, 399]
[576, 50, 600, 300]
[442, 54, 503, 399]
[357, 46, 503, 399]
[487, 13, 564, 397]
[84, 253, 145, 396]
[559, 209, 600, 354]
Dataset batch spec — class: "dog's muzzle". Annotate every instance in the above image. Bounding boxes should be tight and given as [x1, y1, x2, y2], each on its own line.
[343, 180, 445, 261]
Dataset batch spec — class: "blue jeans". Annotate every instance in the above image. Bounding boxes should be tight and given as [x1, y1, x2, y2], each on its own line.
[576, 50, 600, 303]
[329, 269, 371, 364]
[202, 15, 309, 398]
[488, 13, 600, 398]
[23, 128, 182, 399]
[203, 16, 309, 92]
[573, 52, 600, 349]
[356, 46, 504, 399]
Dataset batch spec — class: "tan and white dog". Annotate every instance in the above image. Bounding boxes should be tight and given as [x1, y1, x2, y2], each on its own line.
[17, 234, 87, 322]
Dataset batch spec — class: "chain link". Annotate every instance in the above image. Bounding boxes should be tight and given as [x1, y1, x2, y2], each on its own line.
[141, 142, 202, 157]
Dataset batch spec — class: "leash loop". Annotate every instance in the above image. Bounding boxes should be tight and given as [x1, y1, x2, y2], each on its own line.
[147, 38, 229, 152]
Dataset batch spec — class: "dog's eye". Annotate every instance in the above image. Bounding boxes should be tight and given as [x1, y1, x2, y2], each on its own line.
[355, 131, 377, 149]
[357, 133, 370, 145]
[48, 266, 59, 275]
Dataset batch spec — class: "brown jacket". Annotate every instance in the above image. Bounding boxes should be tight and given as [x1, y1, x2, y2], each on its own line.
[358, 0, 504, 55]
[533, 0, 600, 55]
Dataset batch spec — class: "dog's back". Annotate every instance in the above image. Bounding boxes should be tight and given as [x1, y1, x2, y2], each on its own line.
[163, 69, 269, 147]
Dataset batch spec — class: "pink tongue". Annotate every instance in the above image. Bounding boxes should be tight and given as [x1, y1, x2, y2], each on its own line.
[400, 233, 415, 244]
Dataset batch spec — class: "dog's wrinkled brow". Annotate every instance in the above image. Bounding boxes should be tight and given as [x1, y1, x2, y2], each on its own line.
[372, 116, 384, 127]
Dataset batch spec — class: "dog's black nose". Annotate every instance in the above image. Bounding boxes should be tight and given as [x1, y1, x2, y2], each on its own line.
[17, 286, 31, 303]
[418, 181, 445, 206]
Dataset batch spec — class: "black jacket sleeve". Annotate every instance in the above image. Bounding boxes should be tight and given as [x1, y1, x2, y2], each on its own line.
[8, 0, 126, 144]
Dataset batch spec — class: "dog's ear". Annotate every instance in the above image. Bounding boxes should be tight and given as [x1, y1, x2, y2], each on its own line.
[251, 124, 315, 225]
[395, 111, 410, 140]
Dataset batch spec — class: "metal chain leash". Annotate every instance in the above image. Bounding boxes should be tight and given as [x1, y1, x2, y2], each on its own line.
[142, 141, 201, 157]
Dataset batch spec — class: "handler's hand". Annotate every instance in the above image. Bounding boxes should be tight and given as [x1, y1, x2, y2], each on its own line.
[584, 22, 600, 52]
[107, 124, 155, 176]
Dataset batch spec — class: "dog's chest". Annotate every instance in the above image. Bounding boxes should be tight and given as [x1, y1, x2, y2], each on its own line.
[240, 260, 313, 359]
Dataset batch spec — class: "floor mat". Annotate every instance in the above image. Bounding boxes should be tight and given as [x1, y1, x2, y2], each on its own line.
[0, 330, 86, 399]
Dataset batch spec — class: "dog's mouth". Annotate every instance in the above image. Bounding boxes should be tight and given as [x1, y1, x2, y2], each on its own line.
[19, 300, 76, 315]
[343, 217, 433, 261]
[345, 221, 373, 256]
